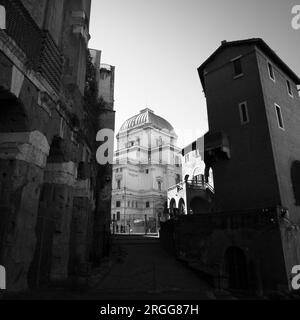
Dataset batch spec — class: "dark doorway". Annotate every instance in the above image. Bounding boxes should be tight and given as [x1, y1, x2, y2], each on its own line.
[178, 198, 185, 215]
[224, 247, 249, 291]
[169, 198, 176, 217]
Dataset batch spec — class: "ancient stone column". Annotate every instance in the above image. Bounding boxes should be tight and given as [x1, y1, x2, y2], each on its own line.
[69, 175, 95, 276]
[0, 131, 49, 291]
[42, 161, 76, 282]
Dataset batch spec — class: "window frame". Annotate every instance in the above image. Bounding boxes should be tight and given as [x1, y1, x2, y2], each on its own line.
[275, 103, 285, 130]
[267, 62, 275, 82]
[238, 101, 250, 125]
[117, 180, 121, 189]
[286, 79, 293, 98]
[231, 55, 243, 79]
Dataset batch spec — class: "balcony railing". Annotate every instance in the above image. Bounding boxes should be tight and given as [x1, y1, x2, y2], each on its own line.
[168, 180, 214, 193]
[0, 0, 63, 93]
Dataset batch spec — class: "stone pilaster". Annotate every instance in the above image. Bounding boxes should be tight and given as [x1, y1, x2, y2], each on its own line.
[69, 179, 94, 275]
[42, 162, 76, 282]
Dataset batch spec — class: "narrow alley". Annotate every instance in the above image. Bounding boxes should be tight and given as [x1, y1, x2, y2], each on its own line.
[3, 236, 220, 300]
[89, 235, 215, 300]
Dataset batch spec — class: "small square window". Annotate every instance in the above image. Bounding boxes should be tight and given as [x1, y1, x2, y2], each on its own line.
[268, 62, 275, 81]
[287, 80, 293, 97]
[232, 57, 243, 78]
[239, 102, 249, 125]
[275, 104, 284, 130]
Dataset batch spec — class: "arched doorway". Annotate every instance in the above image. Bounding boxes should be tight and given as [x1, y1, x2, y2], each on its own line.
[169, 198, 176, 217]
[0, 87, 29, 132]
[223, 247, 249, 291]
[178, 198, 185, 215]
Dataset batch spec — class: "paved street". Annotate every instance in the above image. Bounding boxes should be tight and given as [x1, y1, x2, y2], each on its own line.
[89, 235, 215, 300]
[3, 235, 218, 300]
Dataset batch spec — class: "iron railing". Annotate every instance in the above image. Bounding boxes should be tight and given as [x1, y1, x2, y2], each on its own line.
[168, 180, 214, 193]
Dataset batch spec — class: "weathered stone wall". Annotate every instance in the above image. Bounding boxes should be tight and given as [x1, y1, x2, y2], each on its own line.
[0, 0, 114, 292]
[0, 131, 49, 291]
[160, 208, 290, 295]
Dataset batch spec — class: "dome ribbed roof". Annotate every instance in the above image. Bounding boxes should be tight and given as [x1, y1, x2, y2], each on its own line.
[119, 108, 174, 133]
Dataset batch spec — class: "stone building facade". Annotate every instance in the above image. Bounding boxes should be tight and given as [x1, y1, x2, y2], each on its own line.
[0, 0, 115, 291]
[112, 108, 181, 233]
[167, 135, 214, 216]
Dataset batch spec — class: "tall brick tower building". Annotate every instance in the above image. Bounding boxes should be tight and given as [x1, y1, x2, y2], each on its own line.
[197, 38, 300, 293]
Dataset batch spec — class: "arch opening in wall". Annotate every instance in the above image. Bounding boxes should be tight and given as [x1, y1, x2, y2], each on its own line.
[223, 246, 249, 291]
[178, 198, 185, 215]
[169, 198, 176, 217]
[0, 86, 29, 132]
[291, 161, 300, 206]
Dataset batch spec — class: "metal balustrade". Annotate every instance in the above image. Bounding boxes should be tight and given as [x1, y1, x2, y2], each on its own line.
[168, 180, 214, 193]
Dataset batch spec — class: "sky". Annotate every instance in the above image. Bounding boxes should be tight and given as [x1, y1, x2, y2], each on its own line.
[89, 0, 300, 148]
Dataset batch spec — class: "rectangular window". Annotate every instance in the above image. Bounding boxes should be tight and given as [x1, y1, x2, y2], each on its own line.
[117, 180, 121, 189]
[268, 62, 275, 81]
[146, 202, 150, 208]
[232, 57, 243, 77]
[275, 104, 284, 130]
[116, 201, 121, 208]
[158, 181, 162, 191]
[286, 80, 293, 97]
[239, 101, 249, 125]
[59, 118, 66, 138]
[117, 212, 120, 221]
